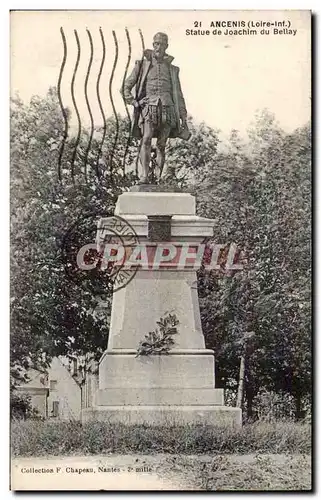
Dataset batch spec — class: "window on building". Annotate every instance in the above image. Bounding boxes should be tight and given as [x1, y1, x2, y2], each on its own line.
[50, 380, 57, 390]
[52, 401, 59, 417]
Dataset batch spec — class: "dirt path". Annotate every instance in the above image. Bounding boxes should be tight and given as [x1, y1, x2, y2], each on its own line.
[11, 453, 311, 491]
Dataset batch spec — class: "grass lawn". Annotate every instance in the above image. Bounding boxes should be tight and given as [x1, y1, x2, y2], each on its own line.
[11, 419, 311, 456]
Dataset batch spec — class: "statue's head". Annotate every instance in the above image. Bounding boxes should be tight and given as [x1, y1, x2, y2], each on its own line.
[153, 32, 168, 60]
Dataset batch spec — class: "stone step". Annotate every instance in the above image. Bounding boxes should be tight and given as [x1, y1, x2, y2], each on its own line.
[82, 405, 242, 426]
[96, 388, 224, 406]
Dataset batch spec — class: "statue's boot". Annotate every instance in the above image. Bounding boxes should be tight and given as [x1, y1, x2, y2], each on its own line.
[138, 177, 149, 185]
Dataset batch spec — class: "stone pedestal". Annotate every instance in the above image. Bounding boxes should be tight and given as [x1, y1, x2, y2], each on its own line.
[82, 192, 241, 426]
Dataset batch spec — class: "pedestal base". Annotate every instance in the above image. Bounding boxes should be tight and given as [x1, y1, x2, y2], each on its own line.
[86, 191, 242, 427]
[81, 350, 242, 427]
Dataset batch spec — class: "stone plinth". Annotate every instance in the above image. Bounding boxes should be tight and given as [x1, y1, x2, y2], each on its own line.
[82, 192, 241, 427]
[115, 192, 195, 216]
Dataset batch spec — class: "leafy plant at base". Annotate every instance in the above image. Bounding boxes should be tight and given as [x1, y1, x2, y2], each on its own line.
[10, 392, 40, 420]
[136, 313, 179, 356]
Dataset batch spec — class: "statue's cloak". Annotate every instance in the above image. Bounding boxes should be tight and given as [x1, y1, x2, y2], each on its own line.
[121, 49, 187, 139]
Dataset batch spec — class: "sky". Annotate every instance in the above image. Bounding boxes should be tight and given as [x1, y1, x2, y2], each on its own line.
[10, 10, 311, 138]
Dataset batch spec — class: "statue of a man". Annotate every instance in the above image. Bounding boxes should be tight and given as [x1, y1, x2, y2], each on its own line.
[122, 32, 189, 184]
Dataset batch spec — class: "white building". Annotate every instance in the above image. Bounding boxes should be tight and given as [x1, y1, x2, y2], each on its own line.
[16, 356, 98, 420]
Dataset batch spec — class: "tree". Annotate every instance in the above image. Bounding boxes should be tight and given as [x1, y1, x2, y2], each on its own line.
[193, 110, 311, 419]
[10, 89, 135, 385]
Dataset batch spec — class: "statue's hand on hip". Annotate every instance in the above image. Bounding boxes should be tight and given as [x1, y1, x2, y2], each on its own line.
[180, 117, 187, 128]
[133, 97, 149, 108]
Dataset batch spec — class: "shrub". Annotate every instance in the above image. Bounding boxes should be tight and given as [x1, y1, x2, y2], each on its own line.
[252, 390, 312, 422]
[10, 392, 39, 420]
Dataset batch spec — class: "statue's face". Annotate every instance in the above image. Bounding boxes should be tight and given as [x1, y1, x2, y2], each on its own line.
[153, 35, 168, 60]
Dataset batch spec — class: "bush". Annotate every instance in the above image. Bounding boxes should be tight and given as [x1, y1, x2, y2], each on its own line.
[252, 390, 312, 422]
[11, 419, 311, 457]
[10, 392, 39, 420]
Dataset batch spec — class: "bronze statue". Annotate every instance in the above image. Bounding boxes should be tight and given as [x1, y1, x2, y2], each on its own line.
[122, 32, 190, 184]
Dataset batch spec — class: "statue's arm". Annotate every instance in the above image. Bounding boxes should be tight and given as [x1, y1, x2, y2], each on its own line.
[176, 69, 187, 121]
[121, 61, 141, 105]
